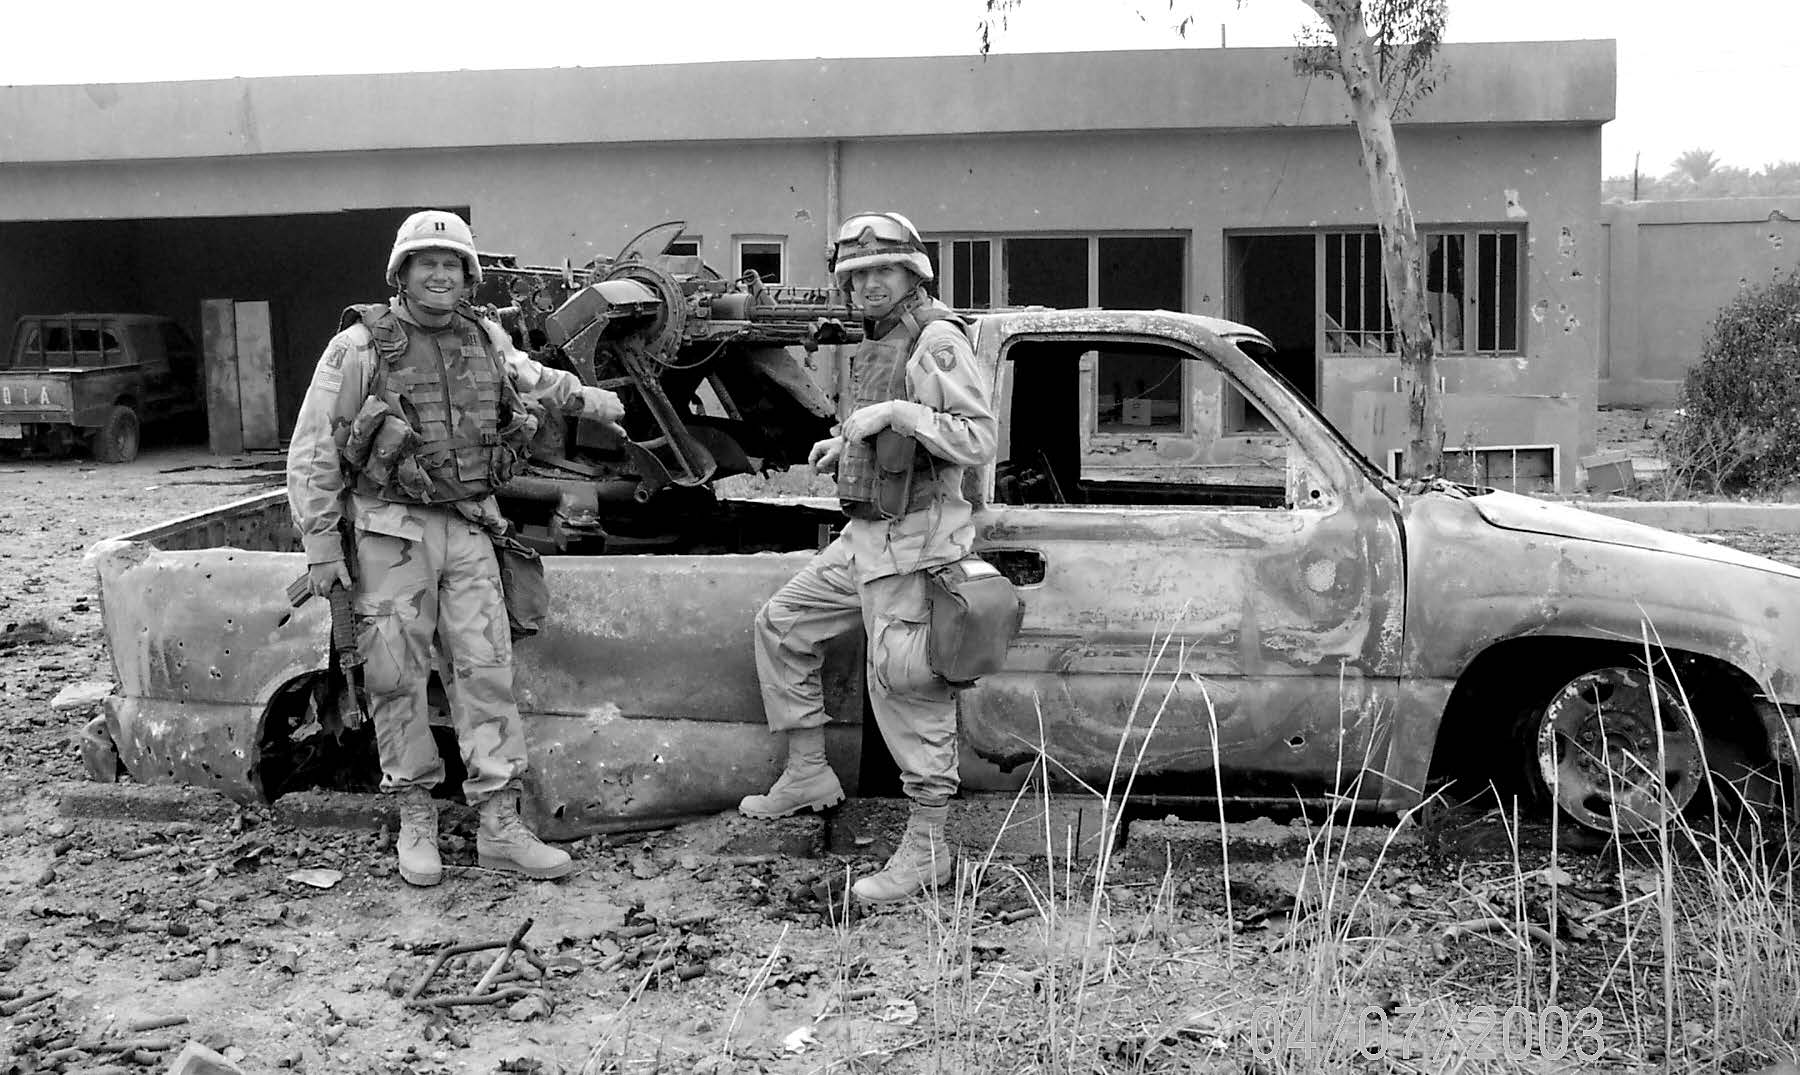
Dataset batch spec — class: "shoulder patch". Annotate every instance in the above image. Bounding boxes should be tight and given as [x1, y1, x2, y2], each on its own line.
[928, 341, 959, 372]
[324, 345, 346, 370]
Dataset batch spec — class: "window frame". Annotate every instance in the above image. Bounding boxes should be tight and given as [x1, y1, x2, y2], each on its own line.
[1387, 443, 1558, 492]
[925, 231, 1191, 437]
[732, 235, 786, 285]
[997, 330, 1306, 509]
[1318, 225, 1526, 358]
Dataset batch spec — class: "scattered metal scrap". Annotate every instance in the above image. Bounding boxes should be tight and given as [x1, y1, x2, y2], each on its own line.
[403, 918, 555, 1010]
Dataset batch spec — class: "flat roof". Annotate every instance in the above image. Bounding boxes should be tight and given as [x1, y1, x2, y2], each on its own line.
[0, 41, 1614, 165]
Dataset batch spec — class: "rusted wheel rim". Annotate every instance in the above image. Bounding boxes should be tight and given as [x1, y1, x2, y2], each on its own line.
[1535, 666, 1703, 833]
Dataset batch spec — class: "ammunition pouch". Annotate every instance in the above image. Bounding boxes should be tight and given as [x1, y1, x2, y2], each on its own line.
[338, 396, 432, 502]
[924, 556, 1025, 688]
[491, 529, 549, 642]
[843, 429, 934, 521]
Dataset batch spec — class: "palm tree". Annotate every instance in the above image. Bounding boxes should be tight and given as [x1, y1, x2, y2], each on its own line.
[1669, 148, 1719, 186]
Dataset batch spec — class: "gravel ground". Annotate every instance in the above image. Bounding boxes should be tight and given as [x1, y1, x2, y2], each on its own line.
[1, 444, 1797, 1072]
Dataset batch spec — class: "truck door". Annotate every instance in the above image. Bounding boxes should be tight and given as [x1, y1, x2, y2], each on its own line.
[962, 319, 1406, 804]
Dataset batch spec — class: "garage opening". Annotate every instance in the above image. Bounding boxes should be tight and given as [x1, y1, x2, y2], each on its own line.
[0, 207, 450, 442]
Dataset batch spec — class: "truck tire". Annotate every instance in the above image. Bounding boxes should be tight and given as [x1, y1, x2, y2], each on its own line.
[93, 406, 141, 463]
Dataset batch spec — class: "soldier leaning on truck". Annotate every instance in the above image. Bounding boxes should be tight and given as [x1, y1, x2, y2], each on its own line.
[285, 210, 626, 888]
[739, 211, 999, 904]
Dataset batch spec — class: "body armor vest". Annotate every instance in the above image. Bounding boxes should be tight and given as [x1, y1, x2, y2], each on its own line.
[338, 304, 537, 504]
[837, 297, 968, 520]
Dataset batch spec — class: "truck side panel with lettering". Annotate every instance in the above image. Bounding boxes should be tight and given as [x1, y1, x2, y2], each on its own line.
[1, 314, 203, 463]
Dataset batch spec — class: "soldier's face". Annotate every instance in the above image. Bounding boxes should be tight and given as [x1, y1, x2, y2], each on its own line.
[402, 249, 468, 312]
[851, 264, 916, 320]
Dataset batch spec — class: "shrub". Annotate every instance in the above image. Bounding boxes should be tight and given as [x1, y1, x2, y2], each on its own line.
[1666, 269, 1800, 493]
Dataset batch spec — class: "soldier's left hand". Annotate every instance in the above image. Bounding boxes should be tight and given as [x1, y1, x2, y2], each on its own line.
[578, 386, 628, 439]
[840, 401, 895, 442]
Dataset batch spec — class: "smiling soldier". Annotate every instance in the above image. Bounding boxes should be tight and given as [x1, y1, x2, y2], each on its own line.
[739, 211, 999, 904]
[286, 209, 625, 887]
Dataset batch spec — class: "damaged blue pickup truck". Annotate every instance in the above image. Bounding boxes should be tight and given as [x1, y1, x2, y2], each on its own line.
[84, 236, 1798, 839]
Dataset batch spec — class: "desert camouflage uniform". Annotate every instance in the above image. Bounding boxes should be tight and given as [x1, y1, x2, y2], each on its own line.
[754, 293, 997, 805]
[286, 301, 585, 803]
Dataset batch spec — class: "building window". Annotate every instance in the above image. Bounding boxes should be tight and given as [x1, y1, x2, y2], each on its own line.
[1324, 232, 1395, 354]
[734, 237, 785, 284]
[951, 240, 993, 308]
[1389, 444, 1556, 493]
[1325, 228, 1523, 356]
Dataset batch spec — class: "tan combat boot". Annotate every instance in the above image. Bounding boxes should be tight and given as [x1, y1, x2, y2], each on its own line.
[851, 803, 954, 904]
[738, 726, 845, 819]
[477, 788, 574, 880]
[395, 787, 442, 887]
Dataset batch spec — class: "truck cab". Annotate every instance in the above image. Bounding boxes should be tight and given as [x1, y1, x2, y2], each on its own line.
[0, 314, 204, 462]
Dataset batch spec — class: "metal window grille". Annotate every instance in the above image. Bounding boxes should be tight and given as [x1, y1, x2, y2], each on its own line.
[1324, 233, 1396, 354]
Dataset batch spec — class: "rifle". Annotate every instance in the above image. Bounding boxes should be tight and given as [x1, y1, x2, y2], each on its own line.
[284, 532, 368, 730]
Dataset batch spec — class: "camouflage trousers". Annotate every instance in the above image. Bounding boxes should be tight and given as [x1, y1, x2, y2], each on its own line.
[351, 505, 528, 803]
[753, 536, 959, 806]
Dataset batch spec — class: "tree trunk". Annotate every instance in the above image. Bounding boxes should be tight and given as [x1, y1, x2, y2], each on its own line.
[1310, 0, 1442, 480]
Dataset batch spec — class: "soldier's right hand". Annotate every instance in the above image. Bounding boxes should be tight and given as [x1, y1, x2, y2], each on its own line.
[308, 559, 353, 597]
[808, 436, 843, 475]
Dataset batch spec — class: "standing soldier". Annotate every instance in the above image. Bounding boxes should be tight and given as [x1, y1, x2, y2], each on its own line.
[287, 209, 625, 887]
[739, 211, 998, 904]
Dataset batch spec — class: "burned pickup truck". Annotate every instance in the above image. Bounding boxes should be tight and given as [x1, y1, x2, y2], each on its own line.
[86, 226, 1800, 838]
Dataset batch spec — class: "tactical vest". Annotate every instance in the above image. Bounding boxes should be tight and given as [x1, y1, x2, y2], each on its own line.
[837, 298, 969, 520]
[337, 303, 538, 504]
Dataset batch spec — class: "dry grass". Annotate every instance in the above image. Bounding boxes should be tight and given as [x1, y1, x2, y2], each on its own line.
[581, 625, 1800, 1073]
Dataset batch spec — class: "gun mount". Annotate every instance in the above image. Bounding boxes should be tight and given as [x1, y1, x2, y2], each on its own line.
[469, 221, 861, 554]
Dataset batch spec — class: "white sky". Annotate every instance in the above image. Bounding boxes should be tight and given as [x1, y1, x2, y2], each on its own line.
[5, 0, 1793, 180]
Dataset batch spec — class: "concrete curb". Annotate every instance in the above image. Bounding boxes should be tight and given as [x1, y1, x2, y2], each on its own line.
[1576, 500, 1800, 533]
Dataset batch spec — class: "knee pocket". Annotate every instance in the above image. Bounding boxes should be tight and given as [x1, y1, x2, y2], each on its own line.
[872, 612, 943, 698]
[355, 612, 409, 696]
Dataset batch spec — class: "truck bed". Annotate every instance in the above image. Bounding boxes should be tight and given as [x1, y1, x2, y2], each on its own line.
[87, 489, 865, 837]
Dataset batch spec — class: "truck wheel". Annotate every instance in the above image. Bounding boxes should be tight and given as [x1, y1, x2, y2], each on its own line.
[93, 405, 141, 463]
[1530, 663, 1780, 836]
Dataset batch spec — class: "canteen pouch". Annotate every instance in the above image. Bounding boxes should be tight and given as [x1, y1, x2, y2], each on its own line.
[491, 531, 549, 641]
[925, 556, 1026, 688]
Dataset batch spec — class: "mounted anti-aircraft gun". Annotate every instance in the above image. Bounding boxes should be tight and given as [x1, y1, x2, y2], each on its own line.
[468, 221, 861, 553]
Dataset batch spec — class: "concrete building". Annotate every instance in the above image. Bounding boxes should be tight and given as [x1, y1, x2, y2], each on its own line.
[0, 41, 1613, 487]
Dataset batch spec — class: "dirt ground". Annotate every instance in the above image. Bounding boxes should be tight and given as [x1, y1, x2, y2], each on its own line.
[3, 445, 1800, 1073]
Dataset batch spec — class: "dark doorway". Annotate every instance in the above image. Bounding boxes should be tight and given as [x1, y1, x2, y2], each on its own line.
[0, 207, 454, 439]
[1228, 233, 1317, 408]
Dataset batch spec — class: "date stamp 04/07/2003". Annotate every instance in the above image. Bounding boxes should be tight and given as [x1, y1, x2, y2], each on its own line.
[1248, 1004, 1606, 1063]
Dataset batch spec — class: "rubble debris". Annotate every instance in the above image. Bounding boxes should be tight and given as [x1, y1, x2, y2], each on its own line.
[403, 918, 560, 1010]
[164, 1040, 246, 1075]
[284, 868, 344, 890]
[51, 681, 115, 711]
[1, 988, 56, 1015]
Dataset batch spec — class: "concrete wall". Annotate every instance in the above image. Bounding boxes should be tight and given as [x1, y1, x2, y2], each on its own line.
[0, 42, 1614, 164]
[1600, 198, 1800, 406]
[0, 43, 1614, 481]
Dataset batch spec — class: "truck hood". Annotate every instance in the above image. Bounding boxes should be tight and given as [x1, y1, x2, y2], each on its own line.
[1469, 489, 1800, 580]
